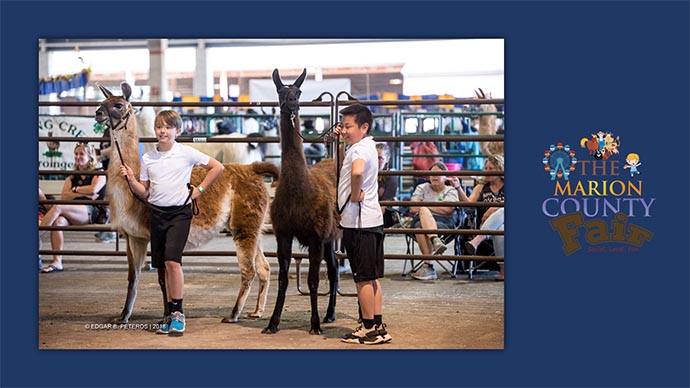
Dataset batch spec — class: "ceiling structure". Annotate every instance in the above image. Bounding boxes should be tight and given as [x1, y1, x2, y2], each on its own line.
[41, 39, 504, 98]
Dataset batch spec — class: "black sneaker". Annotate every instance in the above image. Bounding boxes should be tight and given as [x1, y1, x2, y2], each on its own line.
[341, 325, 367, 343]
[342, 324, 382, 344]
[376, 323, 392, 343]
[359, 326, 386, 345]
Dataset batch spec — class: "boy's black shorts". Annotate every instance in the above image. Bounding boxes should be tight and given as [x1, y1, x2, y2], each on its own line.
[341, 225, 385, 283]
[150, 204, 192, 268]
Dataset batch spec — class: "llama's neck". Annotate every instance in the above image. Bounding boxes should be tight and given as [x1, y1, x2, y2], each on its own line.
[108, 122, 142, 186]
[277, 111, 310, 190]
[116, 127, 140, 162]
[279, 112, 307, 166]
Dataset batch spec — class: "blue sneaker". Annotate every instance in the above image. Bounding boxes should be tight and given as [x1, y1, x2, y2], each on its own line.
[168, 311, 185, 336]
[156, 315, 171, 334]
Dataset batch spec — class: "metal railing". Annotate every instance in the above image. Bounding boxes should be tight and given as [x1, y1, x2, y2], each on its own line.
[39, 95, 505, 289]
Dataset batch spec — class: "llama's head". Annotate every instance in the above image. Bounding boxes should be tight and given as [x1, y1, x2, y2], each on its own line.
[475, 87, 496, 107]
[474, 87, 498, 118]
[272, 68, 307, 115]
[95, 82, 134, 132]
[474, 88, 488, 100]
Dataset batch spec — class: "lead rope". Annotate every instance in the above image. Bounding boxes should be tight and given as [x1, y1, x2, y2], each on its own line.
[187, 183, 200, 216]
[114, 138, 147, 205]
[107, 102, 150, 206]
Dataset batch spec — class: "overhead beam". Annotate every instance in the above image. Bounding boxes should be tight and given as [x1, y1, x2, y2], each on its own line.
[40, 38, 417, 51]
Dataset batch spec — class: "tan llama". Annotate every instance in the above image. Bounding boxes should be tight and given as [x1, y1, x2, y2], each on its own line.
[475, 88, 503, 156]
[95, 82, 279, 324]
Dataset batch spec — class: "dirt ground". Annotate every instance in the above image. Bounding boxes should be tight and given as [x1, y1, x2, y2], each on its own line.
[38, 233, 504, 350]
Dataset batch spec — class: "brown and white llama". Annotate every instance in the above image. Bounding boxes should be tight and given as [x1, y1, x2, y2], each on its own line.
[188, 133, 258, 165]
[262, 69, 340, 335]
[134, 105, 156, 155]
[95, 82, 279, 324]
[475, 88, 503, 156]
[135, 100, 256, 165]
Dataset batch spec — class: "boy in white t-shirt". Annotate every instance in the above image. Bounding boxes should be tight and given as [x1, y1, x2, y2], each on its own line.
[120, 110, 224, 336]
[336, 103, 392, 345]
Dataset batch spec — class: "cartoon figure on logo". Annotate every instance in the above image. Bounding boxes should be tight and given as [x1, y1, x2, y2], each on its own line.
[543, 142, 577, 180]
[600, 133, 620, 161]
[581, 131, 619, 160]
[623, 152, 642, 177]
[596, 131, 606, 151]
[580, 134, 601, 159]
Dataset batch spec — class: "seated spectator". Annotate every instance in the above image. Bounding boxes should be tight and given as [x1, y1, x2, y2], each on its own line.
[410, 141, 442, 188]
[450, 154, 505, 280]
[39, 143, 107, 273]
[38, 187, 54, 271]
[38, 187, 52, 223]
[408, 162, 459, 280]
[377, 142, 399, 227]
[464, 208, 504, 263]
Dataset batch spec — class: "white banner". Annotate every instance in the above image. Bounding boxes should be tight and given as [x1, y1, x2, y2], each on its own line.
[249, 78, 351, 116]
[38, 115, 104, 171]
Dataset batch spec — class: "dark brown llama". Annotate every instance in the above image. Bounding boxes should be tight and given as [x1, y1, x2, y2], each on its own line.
[95, 82, 279, 325]
[262, 69, 340, 335]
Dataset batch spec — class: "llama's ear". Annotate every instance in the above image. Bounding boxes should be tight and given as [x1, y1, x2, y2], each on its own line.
[97, 82, 113, 99]
[272, 69, 284, 89]
[294, 68, 307, 88]
[121, 82, 132, 101]
[475, 88, 485, 99]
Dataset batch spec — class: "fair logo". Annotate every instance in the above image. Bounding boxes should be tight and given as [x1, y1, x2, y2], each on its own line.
[542, 133, 654, 255]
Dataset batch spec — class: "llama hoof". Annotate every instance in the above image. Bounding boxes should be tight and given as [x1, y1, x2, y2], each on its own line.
[221, 316, 239, 324]
[262, 326, 279, 334]
[309, 327, 323, 335]
[247, 312, 263, 319]
[322, 315, 336, 323]
[110, 316, 128, 325]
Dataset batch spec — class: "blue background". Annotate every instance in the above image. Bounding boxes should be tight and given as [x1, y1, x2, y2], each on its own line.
[2, 1, 688, 387]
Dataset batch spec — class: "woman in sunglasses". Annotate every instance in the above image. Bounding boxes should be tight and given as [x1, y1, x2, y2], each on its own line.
[39, 143, 106, 273]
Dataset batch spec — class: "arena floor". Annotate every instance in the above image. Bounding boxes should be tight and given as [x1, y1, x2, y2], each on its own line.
[38, 232, 504, 350]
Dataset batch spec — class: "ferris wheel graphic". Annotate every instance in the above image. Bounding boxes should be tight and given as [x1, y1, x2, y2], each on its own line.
[543, 142, 577, 180]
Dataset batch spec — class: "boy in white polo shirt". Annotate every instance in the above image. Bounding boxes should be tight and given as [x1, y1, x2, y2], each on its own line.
[336, 103, 392, 345]
[120, 110, 224, 336]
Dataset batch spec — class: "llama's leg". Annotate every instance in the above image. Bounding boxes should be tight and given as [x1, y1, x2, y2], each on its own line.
[223, 237, 257, 323]
[250, 248, 271, 319]
[307, 240, 324, 335]
[157, 267, 168, 318]
[263, 235, 292, 334]
[112, 235, 148, 324]
[323, 240, 337, 323]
